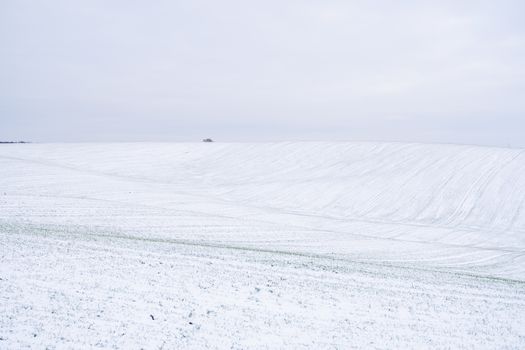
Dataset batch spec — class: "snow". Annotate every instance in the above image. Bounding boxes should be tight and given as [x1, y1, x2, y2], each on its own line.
[1, 142, 525, 348]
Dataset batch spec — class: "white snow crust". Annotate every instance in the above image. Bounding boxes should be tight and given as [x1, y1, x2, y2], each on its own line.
[1, 142, 525, 348]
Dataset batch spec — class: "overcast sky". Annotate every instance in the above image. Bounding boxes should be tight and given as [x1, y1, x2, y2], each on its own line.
[1, 1, 524, 146]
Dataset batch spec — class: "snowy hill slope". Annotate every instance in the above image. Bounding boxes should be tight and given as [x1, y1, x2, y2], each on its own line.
[8, 142, 525, 225]
[1, 142, 525, 348]
[4, 142, 525, 225]
[3, 142, 525, 246]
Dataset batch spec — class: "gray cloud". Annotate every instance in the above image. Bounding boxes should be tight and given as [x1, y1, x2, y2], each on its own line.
[1, 0, 524, 146]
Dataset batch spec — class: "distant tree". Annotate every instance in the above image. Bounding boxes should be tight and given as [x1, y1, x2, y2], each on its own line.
[202, 138, 213, 142]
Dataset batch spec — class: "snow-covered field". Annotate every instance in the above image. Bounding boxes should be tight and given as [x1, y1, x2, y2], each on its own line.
[1, 142, 525, 349]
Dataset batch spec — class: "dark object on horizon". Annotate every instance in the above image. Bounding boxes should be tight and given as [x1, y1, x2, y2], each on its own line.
[0, 141, 30, 144]
[202, 138, 213, 142]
